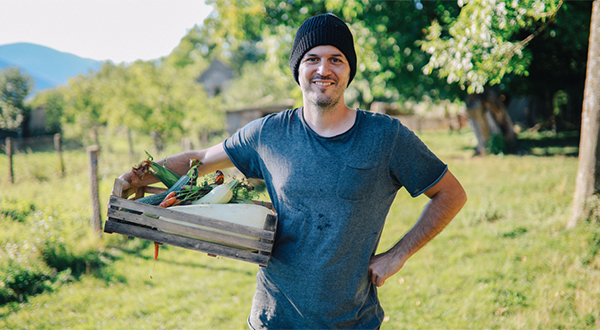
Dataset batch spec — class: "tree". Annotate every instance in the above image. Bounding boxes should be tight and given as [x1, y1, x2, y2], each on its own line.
[29, 87, 67, 134]
[61, 73, 105, 146]
[568, 0, 600, 229]
[420, 0, 565, 154]
[0, 67, 33, 132]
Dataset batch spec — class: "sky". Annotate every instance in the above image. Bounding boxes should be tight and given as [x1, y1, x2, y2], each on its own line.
[0, 0, 213, 63]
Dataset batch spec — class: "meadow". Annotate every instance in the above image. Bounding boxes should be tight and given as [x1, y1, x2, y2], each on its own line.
[0, 128, 598, 329]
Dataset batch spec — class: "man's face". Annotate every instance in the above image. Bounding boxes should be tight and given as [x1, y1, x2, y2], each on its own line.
[298, 45, 350, 112]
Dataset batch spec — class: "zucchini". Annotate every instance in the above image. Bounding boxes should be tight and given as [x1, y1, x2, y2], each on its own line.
[135, 174, 191, 205]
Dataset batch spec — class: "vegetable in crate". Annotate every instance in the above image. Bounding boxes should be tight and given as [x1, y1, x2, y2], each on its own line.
[135, 174, 191, 205]
[192, 179, 239, 204]
[128, 151, 257, 205]
[131, 151, 181, 188]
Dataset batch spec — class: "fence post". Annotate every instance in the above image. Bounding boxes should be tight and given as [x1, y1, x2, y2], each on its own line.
[87, 145, 102, 238]
[6, 137, 13, 184]
[54, 133, 65, 177]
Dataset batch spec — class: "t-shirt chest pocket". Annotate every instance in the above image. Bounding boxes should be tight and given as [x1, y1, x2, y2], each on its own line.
[336, 160, 379, 201]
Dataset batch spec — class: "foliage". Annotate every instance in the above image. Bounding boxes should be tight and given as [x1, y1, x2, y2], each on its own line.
[0, 201, 108, 305]
[0, 147, 119, 305]
[506, 0, 591, 129]
[221, 60, 299, 109]
[419, 0, 580, 98]
[32, 58, 225, 151]
[421, 0, 554, 93]
[60, 72, 105, 144]
[28, 87, 67, 134]
[0, 66, 33, 131]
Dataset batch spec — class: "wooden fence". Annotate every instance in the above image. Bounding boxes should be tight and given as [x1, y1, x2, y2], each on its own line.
[4, 134, 102, 238]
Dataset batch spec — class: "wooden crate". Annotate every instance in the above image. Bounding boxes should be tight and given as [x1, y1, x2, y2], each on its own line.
[104, 178, 277, 267]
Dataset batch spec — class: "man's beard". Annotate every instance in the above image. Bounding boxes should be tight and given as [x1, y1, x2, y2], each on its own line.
[303, 75, 347, 113]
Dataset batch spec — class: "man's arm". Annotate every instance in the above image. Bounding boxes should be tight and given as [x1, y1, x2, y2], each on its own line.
[114, 142, 234, 197]
[368, 170, 467, 287]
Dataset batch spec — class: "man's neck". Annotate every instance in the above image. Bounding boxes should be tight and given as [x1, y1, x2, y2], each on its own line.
[302, 102, 357, 137]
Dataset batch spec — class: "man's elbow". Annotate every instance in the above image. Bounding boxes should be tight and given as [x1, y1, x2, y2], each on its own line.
[455, 185, 467, 210]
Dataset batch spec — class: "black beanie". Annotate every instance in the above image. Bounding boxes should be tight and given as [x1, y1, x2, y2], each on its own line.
[289, 13, 357, 86]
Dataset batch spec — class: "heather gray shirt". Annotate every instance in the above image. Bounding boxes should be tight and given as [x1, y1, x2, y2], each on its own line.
[223, 108, 447, 329]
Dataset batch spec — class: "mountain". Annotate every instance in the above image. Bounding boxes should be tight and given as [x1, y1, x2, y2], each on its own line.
[0, 42, 104, 94]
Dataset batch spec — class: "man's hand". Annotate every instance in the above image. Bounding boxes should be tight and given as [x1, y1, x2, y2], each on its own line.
[111, 171, 138, 198]
[368, 170, 467, 287]
[368, 251, 408, 287]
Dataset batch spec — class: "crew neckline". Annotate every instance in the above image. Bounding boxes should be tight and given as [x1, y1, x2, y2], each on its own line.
[298, 107, 361, 140]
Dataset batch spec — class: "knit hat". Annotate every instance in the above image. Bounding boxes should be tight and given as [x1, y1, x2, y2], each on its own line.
[289, 13, 357, 86]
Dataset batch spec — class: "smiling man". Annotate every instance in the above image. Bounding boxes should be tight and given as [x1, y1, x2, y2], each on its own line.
[117, 13, 467, 330]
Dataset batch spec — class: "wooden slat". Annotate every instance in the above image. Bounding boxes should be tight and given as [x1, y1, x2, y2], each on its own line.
[135, 187, 145, 200]
[109, 195, 274, 240]
[108, 208, 273, 252]
[104, 220, 270, 266]
[113, 178, 124, 198]
[252, 200, 273, 210]
[258, 213, 278, 267]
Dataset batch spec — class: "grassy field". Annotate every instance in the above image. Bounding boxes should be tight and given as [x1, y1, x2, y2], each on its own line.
[1, 128, 598, 329]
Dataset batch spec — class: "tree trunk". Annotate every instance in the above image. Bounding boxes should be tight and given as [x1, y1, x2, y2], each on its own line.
[466, 88, 517, 155]
[568, 0, 600, 229]
[151, 131, 164, 152]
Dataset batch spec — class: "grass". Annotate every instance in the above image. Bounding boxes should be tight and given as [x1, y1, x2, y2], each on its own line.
[1, 128, 598, 329]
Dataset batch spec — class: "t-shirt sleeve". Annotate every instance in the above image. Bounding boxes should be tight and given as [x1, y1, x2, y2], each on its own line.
[390, 125, 448, 197]
[222, 118, 265, 179]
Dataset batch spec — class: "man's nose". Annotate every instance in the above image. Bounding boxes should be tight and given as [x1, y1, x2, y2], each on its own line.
[316, 60, 331, 75]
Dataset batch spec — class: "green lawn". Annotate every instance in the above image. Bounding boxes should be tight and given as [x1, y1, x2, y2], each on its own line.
[1, 129, 598, 329]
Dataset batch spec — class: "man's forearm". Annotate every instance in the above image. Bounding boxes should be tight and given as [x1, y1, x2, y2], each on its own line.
[388, 182, 466, 264]
[368, 170, 467, 287]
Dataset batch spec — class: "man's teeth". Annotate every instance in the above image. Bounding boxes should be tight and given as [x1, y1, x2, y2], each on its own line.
[315, 82, 332, 86]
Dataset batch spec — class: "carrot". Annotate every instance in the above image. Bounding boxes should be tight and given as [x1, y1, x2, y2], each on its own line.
[159, 191, 178, 207]
[154, 243, 160, 261]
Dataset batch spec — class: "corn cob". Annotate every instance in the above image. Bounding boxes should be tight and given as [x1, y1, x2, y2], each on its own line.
[145, 151, 180, 188]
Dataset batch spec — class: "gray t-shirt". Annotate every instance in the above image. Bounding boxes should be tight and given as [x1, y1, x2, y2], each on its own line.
[223, 107, 447, 329]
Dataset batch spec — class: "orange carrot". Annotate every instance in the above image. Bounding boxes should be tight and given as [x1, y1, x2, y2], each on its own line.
[159, 191, 177, 207]
[154, 243, 160, 261]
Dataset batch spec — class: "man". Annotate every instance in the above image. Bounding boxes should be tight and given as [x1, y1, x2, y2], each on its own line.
[118, 13, 467, 329]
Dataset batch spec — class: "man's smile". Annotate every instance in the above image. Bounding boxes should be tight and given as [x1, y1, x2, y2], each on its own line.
[314, 81, 334, 86]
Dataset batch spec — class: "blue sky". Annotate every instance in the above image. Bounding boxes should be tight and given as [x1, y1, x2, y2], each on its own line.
[0, 0, 213, 63]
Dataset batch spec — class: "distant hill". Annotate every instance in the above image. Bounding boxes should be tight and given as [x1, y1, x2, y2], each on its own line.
[0, 42, 104, 94]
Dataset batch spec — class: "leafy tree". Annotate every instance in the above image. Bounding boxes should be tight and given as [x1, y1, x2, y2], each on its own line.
[0, 67, 34, 132]
[420, 0, 591, 153]
[28, 87, 67, 134]
[505, 1, 591, 131]
[61, 73, 105, 146]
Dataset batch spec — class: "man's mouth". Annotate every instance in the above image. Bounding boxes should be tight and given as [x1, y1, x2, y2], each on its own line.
[314, 81, 334, 86]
